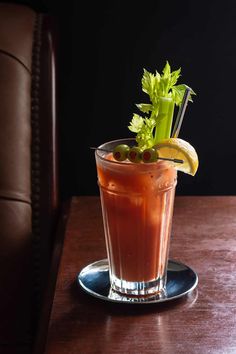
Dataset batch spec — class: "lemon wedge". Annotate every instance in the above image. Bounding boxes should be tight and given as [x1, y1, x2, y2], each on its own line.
[155, 138, 199, 176]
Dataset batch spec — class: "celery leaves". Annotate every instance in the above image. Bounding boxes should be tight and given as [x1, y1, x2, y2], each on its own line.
[128, 115, 156, 150]
[128, 62, 195, 148]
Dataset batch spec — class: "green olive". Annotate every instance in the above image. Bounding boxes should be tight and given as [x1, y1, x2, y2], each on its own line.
[113, 144, 130, 161]
[127, 146, 142, 163]
[141, 148, 159, 163]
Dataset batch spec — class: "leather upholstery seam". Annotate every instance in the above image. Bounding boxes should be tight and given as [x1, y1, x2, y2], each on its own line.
[0, 195, 31, 205]
[0, 48, 31, 74]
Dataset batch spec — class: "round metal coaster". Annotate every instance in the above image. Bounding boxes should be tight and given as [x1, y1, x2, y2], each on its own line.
[77, 259, 198, 304]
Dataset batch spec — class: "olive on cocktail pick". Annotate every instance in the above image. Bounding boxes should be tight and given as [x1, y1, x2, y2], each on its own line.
[113, 144, 130, 161]
[141, 148, 159, 163]
[127, 146, 142, 163]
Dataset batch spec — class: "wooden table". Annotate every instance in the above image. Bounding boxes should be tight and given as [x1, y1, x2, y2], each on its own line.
[40, 196, 236, 354]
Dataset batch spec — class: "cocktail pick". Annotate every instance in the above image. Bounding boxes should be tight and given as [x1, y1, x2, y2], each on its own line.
[90, 147, 111, 153]
[90, 147, 183, 164]
[171, 86, 191, 138]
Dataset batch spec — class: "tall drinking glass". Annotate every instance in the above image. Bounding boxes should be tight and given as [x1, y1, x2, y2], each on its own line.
[95, 138, 177, 297]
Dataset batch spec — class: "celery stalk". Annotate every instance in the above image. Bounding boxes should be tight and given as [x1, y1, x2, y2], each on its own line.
[154, 97, 175, 144]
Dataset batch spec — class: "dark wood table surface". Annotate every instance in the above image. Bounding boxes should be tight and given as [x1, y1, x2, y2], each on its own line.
[43, 196, 236, 354]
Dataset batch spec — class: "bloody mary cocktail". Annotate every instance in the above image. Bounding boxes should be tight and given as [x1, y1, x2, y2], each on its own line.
[94, 63, 198, 298]
[96, 139, 177, 296]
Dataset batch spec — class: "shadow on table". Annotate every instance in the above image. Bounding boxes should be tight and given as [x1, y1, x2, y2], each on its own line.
[45, 280, 198, 348]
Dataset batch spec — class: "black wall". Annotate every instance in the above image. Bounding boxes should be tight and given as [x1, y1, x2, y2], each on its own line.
[4, 0, 236, 197]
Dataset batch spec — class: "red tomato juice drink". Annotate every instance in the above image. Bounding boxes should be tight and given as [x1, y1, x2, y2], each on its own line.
[95, 139, 177, 297]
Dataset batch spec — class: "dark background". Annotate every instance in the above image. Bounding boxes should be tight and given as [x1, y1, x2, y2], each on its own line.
[3, 0, 236, 198]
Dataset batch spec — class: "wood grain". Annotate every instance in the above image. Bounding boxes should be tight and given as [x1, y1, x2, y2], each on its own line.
[44, 196, 236, 354]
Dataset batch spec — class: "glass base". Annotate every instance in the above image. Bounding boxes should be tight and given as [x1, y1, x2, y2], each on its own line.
[78, 259, 198, 304]
[110, 274, 167, 297]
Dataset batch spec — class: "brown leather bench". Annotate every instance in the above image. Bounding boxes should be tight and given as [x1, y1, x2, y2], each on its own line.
[0, 3, 59, 353]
